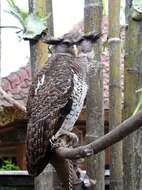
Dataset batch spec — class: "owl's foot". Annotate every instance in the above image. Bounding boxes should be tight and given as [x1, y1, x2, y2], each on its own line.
[55, 131, 79, 148]
[50, 132, 79, 150]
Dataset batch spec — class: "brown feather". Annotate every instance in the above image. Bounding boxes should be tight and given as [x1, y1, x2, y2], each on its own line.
[26, 54, 79, 176]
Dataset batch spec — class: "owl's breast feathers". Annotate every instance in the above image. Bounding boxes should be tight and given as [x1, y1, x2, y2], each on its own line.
[26, 54, 86, 176]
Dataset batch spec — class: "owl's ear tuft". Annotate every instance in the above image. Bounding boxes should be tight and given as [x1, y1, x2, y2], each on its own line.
[41, 31, 102, 46]
[83, 32, 102, 42]
[42, 34, 64, 45]
[41, 33, 74, 45]
[74, 31, 102, 44]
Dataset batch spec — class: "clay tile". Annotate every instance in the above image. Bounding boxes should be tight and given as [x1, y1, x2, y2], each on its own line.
[7, 72, 21, 89]
[20, 79, 30, 89]
[25, 64, 32, 78]
[18, 67, 29, 82]
[1, 77, 13, 92]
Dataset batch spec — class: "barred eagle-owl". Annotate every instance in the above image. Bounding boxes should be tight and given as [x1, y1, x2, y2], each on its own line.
[26, 32, 101, 176]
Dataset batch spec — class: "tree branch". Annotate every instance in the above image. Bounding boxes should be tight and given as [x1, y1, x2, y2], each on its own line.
[0, 87, 26, 113]
[55, 109, 142, 159]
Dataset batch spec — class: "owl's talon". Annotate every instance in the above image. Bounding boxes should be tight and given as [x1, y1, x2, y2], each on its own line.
[49, 138, 60, 150]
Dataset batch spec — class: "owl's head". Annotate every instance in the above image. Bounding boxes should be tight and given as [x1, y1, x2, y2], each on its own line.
[74, 32, 101, 58]
[42, 31, 101, 57]
[42, 34, 77, 55]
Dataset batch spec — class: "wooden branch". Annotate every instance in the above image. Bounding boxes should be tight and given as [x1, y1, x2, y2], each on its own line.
[55, 109, 142, 159]
[0, 87, 26, 113]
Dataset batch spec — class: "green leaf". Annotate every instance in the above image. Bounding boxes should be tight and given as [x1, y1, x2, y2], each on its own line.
[0, 160, 19, 171]
[102, 0, 107, 16]
[6, 0, 49, 39]
[133, 0, 142, 13]
[102, 40, 108, 51]
[136, 88, 142, 93]
[133, 89, 142, 115]
[23, 14, 49, 39]
[7, 0, 28, 29]
[133, 0, 142, 6]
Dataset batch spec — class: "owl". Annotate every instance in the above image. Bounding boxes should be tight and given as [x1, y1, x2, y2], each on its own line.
[26, 32, 101, 176]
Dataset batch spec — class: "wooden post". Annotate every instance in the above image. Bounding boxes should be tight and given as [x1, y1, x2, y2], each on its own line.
[0, 0, 1, 86]
[45, 0, 54, 36]
[28, 1, 54, 190]
[123, 6, 142, 190]
[108, 0, 123, 189]
[125, 0, 133, 23]
[16, 144, 26, 170]
[84, 0, 105, 189]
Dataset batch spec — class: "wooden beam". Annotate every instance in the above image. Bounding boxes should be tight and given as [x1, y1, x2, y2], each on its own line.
[0, 87, 26, 113]
[16, 144, 26, 170]
[0, 171, 34, 186]
[0, 127, 26, 144]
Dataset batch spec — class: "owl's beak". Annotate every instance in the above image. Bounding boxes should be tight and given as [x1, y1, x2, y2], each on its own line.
[73, 45, 78, 57]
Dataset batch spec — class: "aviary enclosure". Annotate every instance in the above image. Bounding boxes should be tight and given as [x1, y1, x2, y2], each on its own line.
[0, 0, 142, 190]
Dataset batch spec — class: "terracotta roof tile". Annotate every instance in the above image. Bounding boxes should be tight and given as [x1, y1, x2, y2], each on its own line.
[1, 64, 32, 108]
[1, 78, 12, 93]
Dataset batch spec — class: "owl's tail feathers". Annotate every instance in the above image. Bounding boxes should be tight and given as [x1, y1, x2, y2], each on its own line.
[26, 120, 53, 177]
[26, 140, 52, 177]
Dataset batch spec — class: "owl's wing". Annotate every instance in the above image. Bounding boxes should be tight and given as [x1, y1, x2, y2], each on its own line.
[26, 55, 74, 176]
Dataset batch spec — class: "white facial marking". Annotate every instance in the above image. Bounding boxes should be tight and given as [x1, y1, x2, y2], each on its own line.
[73, 44, 78, 57]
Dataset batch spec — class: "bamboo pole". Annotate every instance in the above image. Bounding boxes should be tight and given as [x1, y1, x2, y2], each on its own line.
[108, 0, 123, 189]
[45, 0, 54, 36]
[123, 5, 142, 190]
[28, 0, 49, 75]
[125, 0, 133, 23]
[84, 0, 104, 189]
[0, 0, 1, 86]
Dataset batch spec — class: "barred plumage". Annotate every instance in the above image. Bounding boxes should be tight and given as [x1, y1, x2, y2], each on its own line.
[26, 32, 100, 176]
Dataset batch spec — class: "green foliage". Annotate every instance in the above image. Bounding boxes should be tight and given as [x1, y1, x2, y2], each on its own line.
[102, 0, 107, 15]
[133, 88, 142, 115]
[133, 0, 142, 6]
[23, 14, 49, 39]
[133, 0, 142, 12]
[6, 0, 28, 29]
[4, 0, 49, 39]
[102, 40, 108, 51]
[0, 160, 20, 171]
